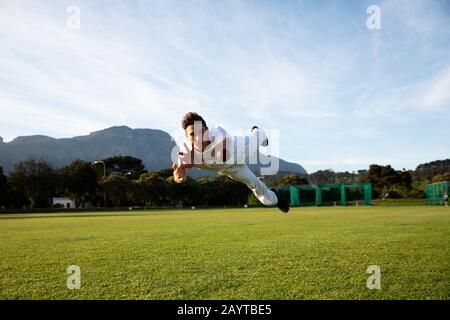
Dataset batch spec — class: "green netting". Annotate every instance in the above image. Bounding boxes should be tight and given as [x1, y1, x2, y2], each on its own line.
[289, 186, 317, 206]
[290, 186, 300, 206]
[321, 185, 343, 205]
[286, 182, 372, 207]
[285, 182, 372, 207]
[346, 183, 372, 206]
[346, 187, 363, 201]
[364, 183, 372, 205]
[301, 186, 318, 206]
[426, 182, 448, 205]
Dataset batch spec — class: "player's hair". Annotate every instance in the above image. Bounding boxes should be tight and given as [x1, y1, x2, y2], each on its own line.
[181, 112, 208, 130]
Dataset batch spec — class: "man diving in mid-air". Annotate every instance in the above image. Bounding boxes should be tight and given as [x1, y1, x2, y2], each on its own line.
[172, 112, 289, 213]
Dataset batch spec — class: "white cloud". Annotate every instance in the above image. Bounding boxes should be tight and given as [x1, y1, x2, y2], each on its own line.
[0, 0, 449, 171]
[0, 0, 214, 138]
[346, 62, 450, 129]
[420, 67, 450, 110]
[381, 0, 449, 34]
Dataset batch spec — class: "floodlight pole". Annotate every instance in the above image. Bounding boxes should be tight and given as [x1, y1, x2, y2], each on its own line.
[94, 161, 107, 208]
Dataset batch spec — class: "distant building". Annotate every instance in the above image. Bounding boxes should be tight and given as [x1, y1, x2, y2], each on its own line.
[52, 197, 75, 209]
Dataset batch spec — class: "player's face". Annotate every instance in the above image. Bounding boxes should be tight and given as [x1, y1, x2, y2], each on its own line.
[185, 125, 207, 147]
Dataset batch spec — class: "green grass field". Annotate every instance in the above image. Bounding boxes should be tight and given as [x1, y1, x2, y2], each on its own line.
[0, 206, 449, 300]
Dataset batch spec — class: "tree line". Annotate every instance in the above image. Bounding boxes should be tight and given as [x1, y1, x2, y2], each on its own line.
[308, 161, 450, 199]
[0, 156, 250, 209]
[0, 157, 449, 209]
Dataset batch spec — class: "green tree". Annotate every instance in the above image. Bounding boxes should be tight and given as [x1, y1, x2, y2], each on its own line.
[400, 170, 413, 188]
[363, 164, 407, 199]
[335, 171, 359, 184]
[101, 155, 147, 179]
[277, 174, 309, 186]
[215, 175, 251, 206]
[409, 179, 427, 199]
[309, 170, 336, 184]
[194, 176, 251, 207]
[431, 172, 450, 183]
[99, 175, 133, 208]
[0, 167, 7, 208]
[416, 159, 450, 180]
[136, 173, 167, 207]
[8, 159, 55, 208]
[59, 160, 99, 208]
[197, 177, 223, 206]
[165, 176, 200, 207]
[310, 170, 361, 184]
[154, 168, 173, 179]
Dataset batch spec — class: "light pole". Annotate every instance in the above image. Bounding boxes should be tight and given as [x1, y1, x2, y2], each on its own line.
[94, 161, 107, 208]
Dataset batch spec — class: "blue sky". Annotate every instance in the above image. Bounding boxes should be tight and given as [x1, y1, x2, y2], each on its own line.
[0, 0, 449, 173]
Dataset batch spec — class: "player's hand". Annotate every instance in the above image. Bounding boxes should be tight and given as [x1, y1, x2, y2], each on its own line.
[172, 163, 187, 183]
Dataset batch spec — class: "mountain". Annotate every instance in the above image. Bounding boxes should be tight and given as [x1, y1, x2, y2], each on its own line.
[0, 126, 175, 173]
[0, 126, 308, 177]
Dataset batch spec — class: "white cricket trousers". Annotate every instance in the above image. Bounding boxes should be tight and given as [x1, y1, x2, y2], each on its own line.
[222, 165, 278, 206]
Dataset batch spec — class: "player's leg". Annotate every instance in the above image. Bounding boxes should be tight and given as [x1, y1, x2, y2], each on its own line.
[226, 165, 278, 206]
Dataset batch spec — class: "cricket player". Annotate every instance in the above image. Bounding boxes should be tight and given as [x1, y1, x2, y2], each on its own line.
[172, 112, 289, 213]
